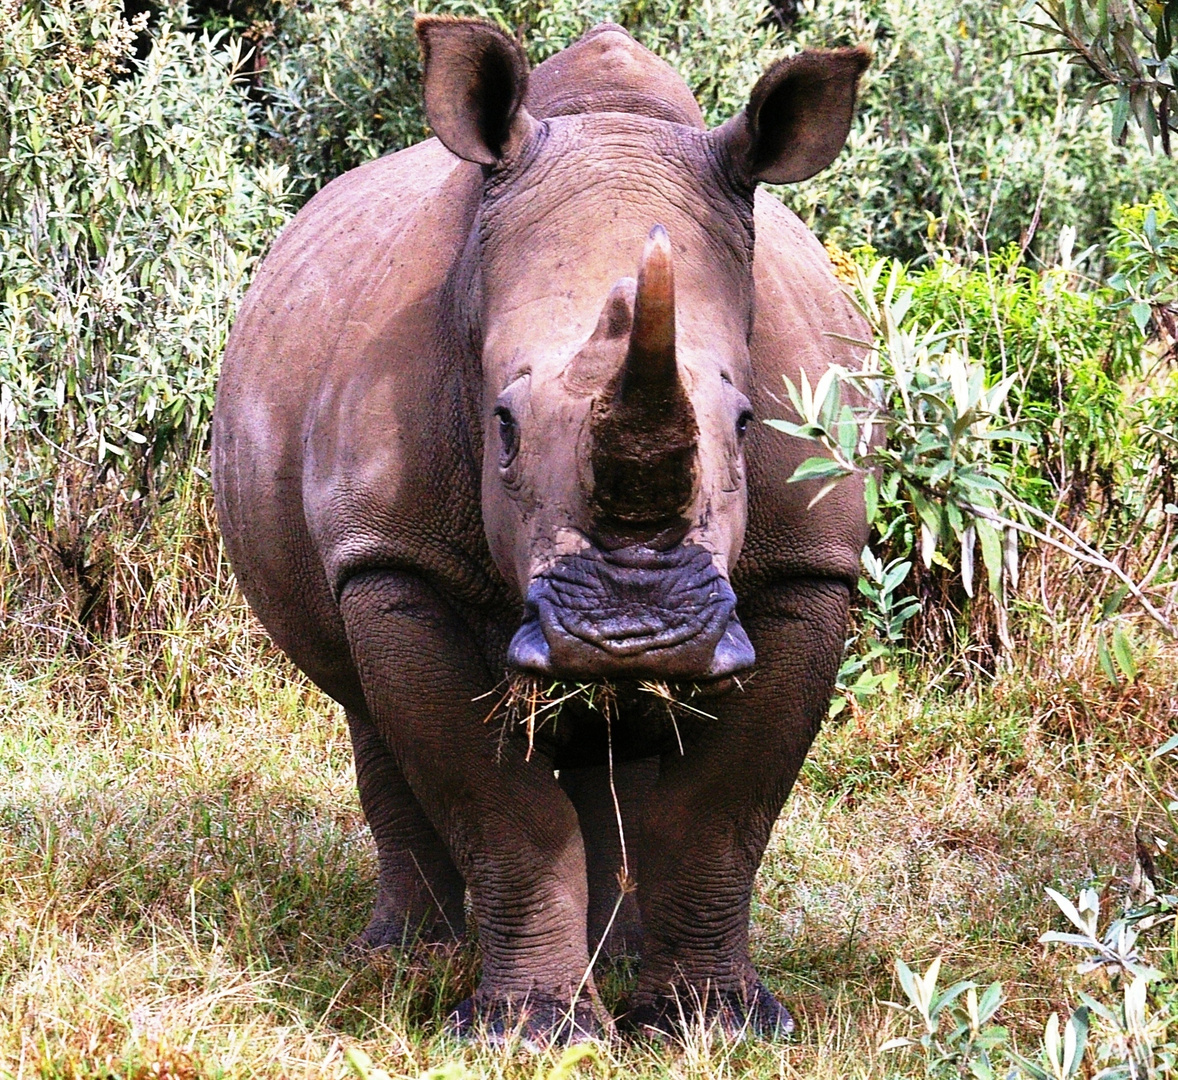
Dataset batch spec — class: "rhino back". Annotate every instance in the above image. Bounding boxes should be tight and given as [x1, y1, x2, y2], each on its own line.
[736, 190, 871, 593]
[212, 138, 491, 707]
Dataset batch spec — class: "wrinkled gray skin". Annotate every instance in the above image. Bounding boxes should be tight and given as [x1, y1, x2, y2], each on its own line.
[212, 19, 871, 1043]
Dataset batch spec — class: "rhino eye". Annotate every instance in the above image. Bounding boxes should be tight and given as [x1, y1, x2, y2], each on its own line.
[495, 407, 519, 467]
[736, 410, 754, 439]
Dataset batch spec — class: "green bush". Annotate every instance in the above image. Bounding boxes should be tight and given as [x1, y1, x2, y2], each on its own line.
[883, 226, 1177, 559]
[0, 0, 290, 631]
[787, 0, 1175, 261]
[774, 223, 1177, 677]
[884, 736, 1178, 1080]
[259, 0, 784, 192]
[257, 0, 1174, 265]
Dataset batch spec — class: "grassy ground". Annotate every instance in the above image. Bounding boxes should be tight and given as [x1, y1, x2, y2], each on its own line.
[1, 555, 1175, 1079]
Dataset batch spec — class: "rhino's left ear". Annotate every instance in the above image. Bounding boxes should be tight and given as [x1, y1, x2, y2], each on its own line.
[416, 16, 539, 167]
[711, 47, 870, 185]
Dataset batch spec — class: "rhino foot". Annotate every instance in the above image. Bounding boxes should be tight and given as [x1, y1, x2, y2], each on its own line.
[622, 980, 794, 1042]
[446, 994, 605, 1049]
[345, 913, 463, 961]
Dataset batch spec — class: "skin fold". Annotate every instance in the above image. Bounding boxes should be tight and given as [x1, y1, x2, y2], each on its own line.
[212, 18, 872, 1043]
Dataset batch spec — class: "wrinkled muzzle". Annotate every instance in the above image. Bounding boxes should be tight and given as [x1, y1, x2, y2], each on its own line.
[507, 541, 754, 679]
[507, 225, 754, 681]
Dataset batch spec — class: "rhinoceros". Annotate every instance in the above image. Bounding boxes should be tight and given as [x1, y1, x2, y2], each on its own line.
[212, 18, 870, 1042]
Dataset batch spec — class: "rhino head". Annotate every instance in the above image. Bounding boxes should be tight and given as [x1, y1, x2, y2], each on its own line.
[417, 19, 868, 682]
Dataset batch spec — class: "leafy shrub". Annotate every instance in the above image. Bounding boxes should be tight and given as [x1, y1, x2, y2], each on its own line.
[1030, 0, 1178, 155]
[0, 0, 290, 635]
[259, 0, 784, 192]
[884, 736, 1178, 1079]
[1108, 191, 1178, 338]
[774, 228, 1176, 677]
[787, 0, 1175, 262]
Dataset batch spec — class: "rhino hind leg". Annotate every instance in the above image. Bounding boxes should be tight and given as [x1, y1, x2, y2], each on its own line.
[559, 758, 658, 961]
[346, 709, 466, 952]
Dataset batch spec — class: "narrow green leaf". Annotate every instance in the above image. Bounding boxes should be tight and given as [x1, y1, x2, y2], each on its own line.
[1077, 991, 1120, 1027]
[930, 979, 977, 1019]
[882, 560, 912, 596]
[1096, 630, 1118, 683]
[864, 472, 879, 527]
[1111, 86, 1131, 140]
[788, 456, 851, 483]
[1005, 1050, 1051, 1080]
[1150, 731, 1178, 758]
[808, 478, 842, 509]
[1111, 623, 1137, 680]
[976, 518, 1003, 599]
[781, 374, 805, 418]
[837, 404, 859, 459]
[976, 981, 1004, 1024]
[1100, 584, 1130, 619]
[1144, 207, 1159, 247]
[894, 957, 921, 1011]
[1044, 886, 1097, 937]
[764, 418, 818, 439]
[1063, 1006, 1088, 1079]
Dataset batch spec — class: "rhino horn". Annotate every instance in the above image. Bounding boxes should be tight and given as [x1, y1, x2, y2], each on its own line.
[590, 225, 698, 533]
[619, 224, 678, 408]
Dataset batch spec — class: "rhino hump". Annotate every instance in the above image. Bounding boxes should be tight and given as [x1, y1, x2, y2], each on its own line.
[527, 24, 705, 129]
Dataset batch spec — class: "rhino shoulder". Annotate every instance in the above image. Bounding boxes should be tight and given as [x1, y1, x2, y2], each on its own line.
[294, 144, 500, 606]
[234, 139, 478, 345]
[736, 190, 871, 591]
[215, 137, 499, 659]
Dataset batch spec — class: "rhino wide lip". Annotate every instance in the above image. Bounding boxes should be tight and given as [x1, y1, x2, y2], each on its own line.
[506, 541, 756, 680]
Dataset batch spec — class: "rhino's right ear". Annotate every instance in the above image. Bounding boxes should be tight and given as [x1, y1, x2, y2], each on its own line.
[416, 16, 539, 167]
[711, 47, 870, 185]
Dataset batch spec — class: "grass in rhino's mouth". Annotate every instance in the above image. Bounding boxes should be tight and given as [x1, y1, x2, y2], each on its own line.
[476, 674, 719, 760]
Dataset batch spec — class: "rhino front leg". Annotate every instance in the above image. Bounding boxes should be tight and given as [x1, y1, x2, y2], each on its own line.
[629, 578, 850, 1039]
[346, 709, 466, 951]
[339, 570, 602, 1043]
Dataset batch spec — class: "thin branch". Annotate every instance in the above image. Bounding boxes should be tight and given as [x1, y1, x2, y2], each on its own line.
[964, 501, 1176, 637]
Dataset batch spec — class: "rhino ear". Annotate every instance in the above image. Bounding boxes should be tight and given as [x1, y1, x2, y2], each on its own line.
[711, 47, 870, 185]
[416, 16, 539, 166]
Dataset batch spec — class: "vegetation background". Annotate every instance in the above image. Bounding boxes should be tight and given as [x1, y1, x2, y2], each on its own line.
[0, 0, 1175, 1076]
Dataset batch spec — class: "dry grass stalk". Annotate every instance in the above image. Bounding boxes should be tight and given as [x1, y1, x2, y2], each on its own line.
[479, 675, 619, 762]
[478, 675, 718, 763]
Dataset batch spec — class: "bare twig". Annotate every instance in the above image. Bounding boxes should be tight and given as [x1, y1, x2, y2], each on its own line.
[965, 500, 1176, 637]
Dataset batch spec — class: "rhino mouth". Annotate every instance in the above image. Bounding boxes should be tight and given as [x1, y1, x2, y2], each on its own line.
[507, 541, 755, 679]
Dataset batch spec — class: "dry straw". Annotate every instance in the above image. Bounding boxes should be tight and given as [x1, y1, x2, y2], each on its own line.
[477, 674, 718, 762]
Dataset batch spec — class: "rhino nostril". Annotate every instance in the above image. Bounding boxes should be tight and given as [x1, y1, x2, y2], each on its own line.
[507, 614, 552, 673]
[705, 617, 756, 678]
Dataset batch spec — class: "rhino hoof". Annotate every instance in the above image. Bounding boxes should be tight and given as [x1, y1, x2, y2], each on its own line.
[446, 994, 605, 1048]
[622, 981, 794, 1041]
[345, 914, 463, 962]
